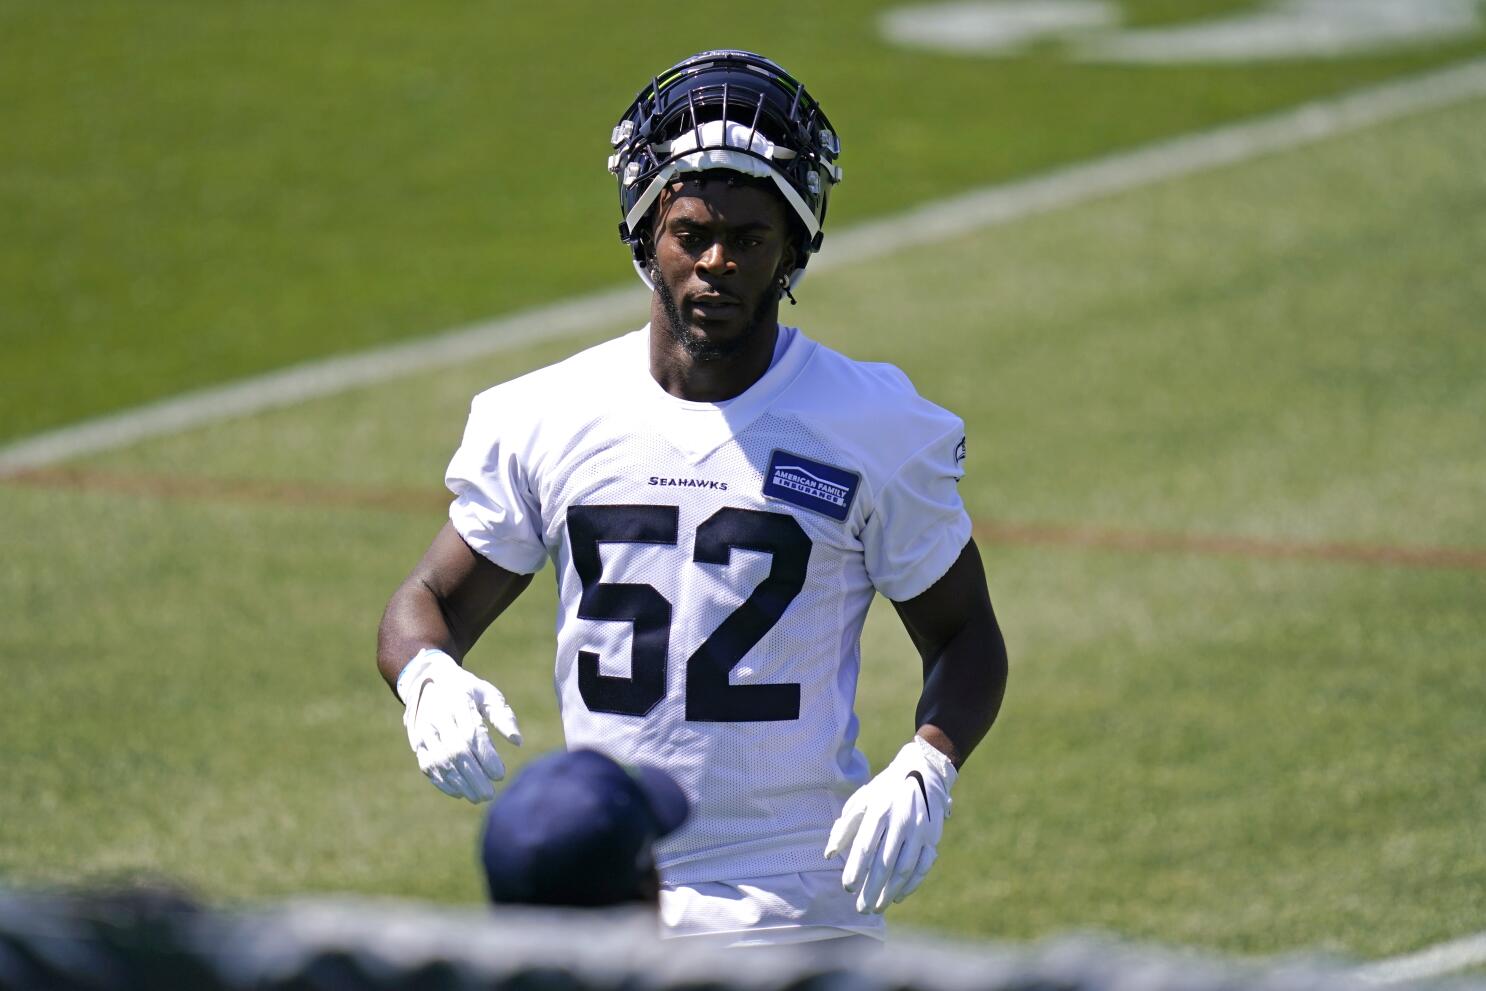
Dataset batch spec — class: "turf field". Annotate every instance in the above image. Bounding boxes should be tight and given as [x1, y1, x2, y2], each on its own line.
[3, 1, 1485, 969]
[4, 77, 1483, 959]
[5, 1, 1486, 441]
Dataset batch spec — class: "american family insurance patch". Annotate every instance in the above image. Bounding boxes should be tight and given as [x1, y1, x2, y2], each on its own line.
[763, 450, 860, 522]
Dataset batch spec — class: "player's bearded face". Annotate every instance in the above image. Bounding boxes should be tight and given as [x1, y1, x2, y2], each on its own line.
[648, 177, 795, 360]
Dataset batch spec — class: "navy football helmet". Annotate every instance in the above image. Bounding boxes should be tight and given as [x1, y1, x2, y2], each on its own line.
[607, 50, 842, 290]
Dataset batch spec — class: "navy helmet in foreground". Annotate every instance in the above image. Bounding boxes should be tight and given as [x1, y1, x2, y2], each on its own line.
[482, 750, 690, 908]
[607, 49, 843, 291]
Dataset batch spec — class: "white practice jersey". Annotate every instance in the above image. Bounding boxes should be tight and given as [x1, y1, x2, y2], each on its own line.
[446, 326, 970, 886]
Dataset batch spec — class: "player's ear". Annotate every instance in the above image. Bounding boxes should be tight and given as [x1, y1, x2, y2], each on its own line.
[633, 222, 655, 266]
[643, 231, 663, 281]
[776, 242, 798, 285]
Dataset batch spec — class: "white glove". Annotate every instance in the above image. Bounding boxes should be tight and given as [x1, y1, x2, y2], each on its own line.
[397, 648, 522, 803]
[825, 735, 958, 914]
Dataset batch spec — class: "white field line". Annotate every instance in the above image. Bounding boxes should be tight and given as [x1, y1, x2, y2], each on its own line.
[3, 57, 1486, 475]
[1354, 931, 1486, 984]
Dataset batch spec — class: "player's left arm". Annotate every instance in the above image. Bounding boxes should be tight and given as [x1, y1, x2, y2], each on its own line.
[894, 536, 1007, 768]
[827, 537, 1007, 914]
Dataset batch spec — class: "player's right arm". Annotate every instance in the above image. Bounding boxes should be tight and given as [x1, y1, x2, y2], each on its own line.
[378, 522, 533, 681]
[377, 522, 534, 803]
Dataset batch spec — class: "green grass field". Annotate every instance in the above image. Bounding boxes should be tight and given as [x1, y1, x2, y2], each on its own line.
[5, 49, 1484, 964]
[5, 0, 1486, 969]
[5, 1, 1486, 441]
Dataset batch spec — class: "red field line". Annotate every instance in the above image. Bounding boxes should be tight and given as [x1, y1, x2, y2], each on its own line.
[7, 466, 1486, 571]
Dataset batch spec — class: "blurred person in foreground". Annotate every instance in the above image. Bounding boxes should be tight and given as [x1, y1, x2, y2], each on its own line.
[378, 49, 1008, 945]
[482, 749, 688, 907]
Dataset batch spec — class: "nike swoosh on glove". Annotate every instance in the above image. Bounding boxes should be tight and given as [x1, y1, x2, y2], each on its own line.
[824, 735, 958, 914]
[398, 648, 521, 803]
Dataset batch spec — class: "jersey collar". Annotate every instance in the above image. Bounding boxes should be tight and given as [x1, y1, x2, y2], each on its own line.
[634, 323, 817, 463]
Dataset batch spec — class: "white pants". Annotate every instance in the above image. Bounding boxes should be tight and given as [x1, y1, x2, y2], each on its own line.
[660, 869, 887, 946]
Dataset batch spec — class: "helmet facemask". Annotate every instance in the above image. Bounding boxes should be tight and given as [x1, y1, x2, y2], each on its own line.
[608, 50, 842, 292]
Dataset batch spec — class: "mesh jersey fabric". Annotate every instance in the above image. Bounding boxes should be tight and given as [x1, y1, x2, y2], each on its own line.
[446, 326, 970, 893]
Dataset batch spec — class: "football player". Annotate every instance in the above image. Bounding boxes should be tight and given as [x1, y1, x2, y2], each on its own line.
[378, 50, 1008, 945]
